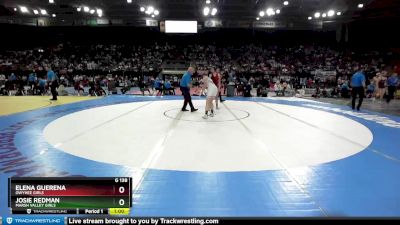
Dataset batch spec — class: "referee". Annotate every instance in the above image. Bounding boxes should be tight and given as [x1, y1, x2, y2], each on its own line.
[180, 67, 198, 112]
[46, 66, 58, 101]
[351, 66, 366, 111]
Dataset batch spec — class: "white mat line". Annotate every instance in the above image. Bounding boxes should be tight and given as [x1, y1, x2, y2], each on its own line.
[130, 110, 185, 203]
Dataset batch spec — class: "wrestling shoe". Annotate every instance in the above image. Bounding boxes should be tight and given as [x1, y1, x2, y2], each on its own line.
[202, 115, 208, 119]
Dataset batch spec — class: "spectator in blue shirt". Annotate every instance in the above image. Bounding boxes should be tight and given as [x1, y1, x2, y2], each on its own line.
[37, 77, 46, 95]
[9, 73, 17, 81]
[28, 71, 37, 88]
[164, 80, 175, 95]
[350, 66, 366, 110]
[154, 78, 162, 96]
[340, 82, 350, 98]
[386, 72, 399, 103]
[366, 82, 375, 98]
[39, 78, 46, 87]
[45, 66, 59, 101]
[179, 67, 198, 112]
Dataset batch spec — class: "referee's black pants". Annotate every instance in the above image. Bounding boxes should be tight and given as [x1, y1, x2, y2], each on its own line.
[180, 86, 194, 110]
[50, 81, 58, 100]
[386, 86, 396, 103]
[351, 86, 364, 110]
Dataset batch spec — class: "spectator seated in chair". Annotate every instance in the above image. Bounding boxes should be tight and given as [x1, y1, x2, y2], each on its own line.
[256, 85, 264, 97]
[163, 80, 175, 95]
[340, 82, 350, 98]
[366, 83, 375, 98]
[74, 80, 85, 96]
[95, 83, 106, 96]
[330, 86, 340, 98]
[58, 82, 69, 96]
[321, 87, 328, 98]
[236, 83, 244, 96]
[139, 80, 152, 96]
[274, 82, 284, 96]
[244, 82, 252, 97]
[312, 87, 321, 98]
[153, 78, 163, 96]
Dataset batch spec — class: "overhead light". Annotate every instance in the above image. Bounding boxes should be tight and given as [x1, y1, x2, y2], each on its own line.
[20, 6, 29, 13]
[148, 6, 154, 14]
[83, 6, 89, 12]
[266, 8, 274, 16]
[283, 1, 289, 6]
[14, 8, 17, 11]
[358, 3, 364, 8]
[328, 10, 335, 17]
[314, 12, 321, 18]
[96, 9, 102, 14]
[40, 9, 47, 15]
[322, 13, 327, 17]
[154, 10, 159, 15]
[256, 17, 260, 20]
[49, 0, 54, 4]
[140, 7, 145, 12]
[52, 14, 56, 17]
[145, 10, 151, 15]
[211, 8, 217, 16]
[206, 0, 211, 4]
[151, 15, 155, 18]
[77, 7, 81, 12]
[33, 10, 39, 15]
[308, 16, 312, 20]
[259, 11, 265, 17]
[90, 9, 95, 14]
[203, 7, 210, 16]
[127, 0, 132, 3]
[336, 11, 342, 16]
[276, 9, 280, 14]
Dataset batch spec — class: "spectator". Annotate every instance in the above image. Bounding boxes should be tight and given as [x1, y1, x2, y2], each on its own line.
[366, 82, 375, 98]
[164, 80, 175, 95]
[244, 82, 252, 97]
[341, 82, 350, 98]
[386, 72, 399, 103]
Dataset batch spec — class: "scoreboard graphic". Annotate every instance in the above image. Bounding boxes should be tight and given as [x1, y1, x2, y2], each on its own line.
[8, 177, 132, 215]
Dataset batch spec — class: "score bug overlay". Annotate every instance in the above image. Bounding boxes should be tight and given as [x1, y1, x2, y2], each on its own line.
[8, 177, 132, 215]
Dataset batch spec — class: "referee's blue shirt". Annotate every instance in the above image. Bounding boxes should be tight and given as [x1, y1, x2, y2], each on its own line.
[387, 75, 399, 86]
[351, 72, 365, 87]
[47, 70, 56, 81]
[180, 72, 192, 87]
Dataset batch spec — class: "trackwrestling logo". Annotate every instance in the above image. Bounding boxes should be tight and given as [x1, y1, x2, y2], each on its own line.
[4, 217, 63, 225]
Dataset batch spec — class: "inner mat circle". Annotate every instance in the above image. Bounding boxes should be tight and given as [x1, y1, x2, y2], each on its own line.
[43, 100, 373, 172]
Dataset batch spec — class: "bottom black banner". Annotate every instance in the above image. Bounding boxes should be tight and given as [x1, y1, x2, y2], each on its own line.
[65, 217, 400, 225]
